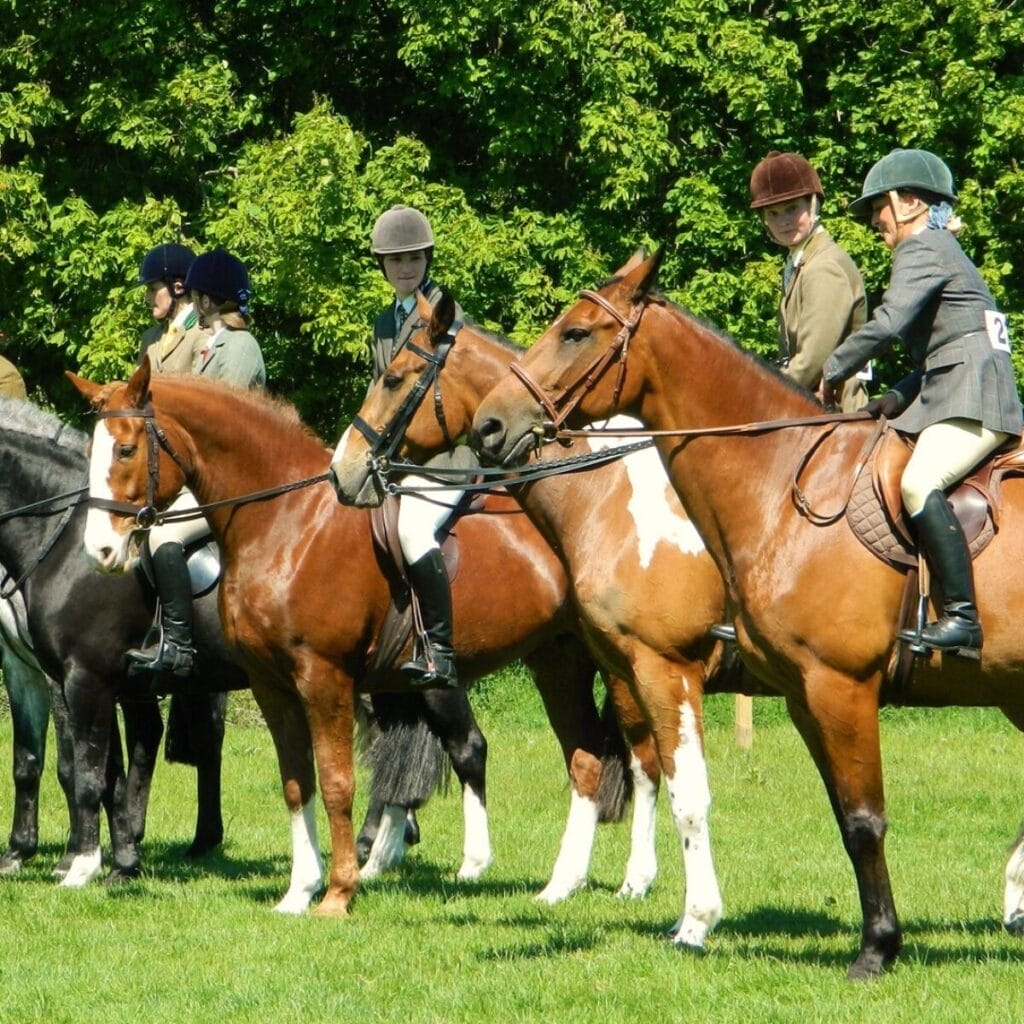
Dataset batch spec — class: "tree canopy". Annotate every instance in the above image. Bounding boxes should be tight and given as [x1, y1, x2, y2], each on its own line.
[2, 0, 1022, 435]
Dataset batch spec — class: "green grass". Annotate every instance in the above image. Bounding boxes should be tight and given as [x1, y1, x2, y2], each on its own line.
[1, 677, 1023, 1023]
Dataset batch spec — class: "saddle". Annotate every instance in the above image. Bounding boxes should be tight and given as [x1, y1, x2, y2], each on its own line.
[847, 426, 1024, 569]
[363, 490, 484, 684]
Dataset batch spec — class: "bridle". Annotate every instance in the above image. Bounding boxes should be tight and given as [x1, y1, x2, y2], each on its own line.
[88, 404, 190, 527]
[508, 288, 653, 440]
[350, 323, 459, 480]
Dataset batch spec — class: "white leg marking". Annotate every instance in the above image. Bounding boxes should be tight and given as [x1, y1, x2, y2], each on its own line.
[456, 786, 492, 880]
[664, 702, 722, 948]
[359, 805, 407, 880]
[618, 755, 659, 899]
[1003, 833, 1024, 930]
[537, 790, 598, 905]
[274, 798, 323, 914]
[58, 847, 103, 888]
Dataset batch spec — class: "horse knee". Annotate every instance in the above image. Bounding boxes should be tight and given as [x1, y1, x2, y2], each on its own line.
[841, 808, 887, 856]
[12, 749, 42, 788]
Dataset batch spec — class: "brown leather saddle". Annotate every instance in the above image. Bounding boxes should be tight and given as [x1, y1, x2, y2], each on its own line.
[847, 426, 1024, 569]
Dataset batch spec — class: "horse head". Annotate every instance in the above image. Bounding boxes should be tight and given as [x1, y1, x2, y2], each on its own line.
[330, 289, 473, 508]
[472, 250, 663, 466]
[68, 357, 190, 572]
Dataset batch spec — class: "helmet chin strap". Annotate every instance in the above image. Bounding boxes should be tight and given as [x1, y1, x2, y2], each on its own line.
[888, 189, 924, 225]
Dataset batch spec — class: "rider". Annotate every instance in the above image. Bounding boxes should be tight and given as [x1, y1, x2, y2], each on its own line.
[137, 243, 211, 372]
[821, 149, 1023, 658]
[749, 151, 869, 412]
[364, 204, 473, 688]
[127, 248, 266, 679]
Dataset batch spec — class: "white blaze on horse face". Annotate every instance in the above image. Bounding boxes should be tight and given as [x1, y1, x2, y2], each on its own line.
[83, 420, 133, 571]
[330, 424, 354, 470]
[587, 416, 705, 566]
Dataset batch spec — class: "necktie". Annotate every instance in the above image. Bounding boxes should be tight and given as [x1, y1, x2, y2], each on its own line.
[395, 302, 408, 334]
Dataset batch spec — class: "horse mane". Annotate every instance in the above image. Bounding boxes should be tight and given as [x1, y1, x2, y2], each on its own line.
[149, 376, 326, 446]
[0, 396, 88, 452]
[466, 321, 524, 357]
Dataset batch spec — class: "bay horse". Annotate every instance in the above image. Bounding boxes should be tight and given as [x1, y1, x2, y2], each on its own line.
[329, 291, 758, 942]
[0, 396, 242, 883]
[70, 364, 639, 915]
[471, 250, 1024, 978]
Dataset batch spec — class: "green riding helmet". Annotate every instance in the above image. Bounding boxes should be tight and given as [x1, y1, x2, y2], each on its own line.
[371, 205, 434, 255]
[849, 149, 956, 217]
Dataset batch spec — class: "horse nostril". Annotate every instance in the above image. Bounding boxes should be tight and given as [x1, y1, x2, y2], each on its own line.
[474, 417, 504, 453]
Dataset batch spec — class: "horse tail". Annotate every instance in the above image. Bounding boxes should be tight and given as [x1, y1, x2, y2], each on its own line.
[165, 691, 228, 765]
[595, 693, 633, 824]
[361, 692, 449, 808]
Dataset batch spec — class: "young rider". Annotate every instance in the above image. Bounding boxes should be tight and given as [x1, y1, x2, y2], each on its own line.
[821, 149, 1023, 658]
[137, 243, 210, 372]
[127, 248, 265, 678]
[749, 151, 869, 412]
[356, 204, 473, 688]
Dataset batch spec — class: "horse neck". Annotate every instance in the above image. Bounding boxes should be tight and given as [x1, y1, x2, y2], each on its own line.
[0, 430, 85, 578]
[150, 380, 330, 524]
[444, 326, 520, 438]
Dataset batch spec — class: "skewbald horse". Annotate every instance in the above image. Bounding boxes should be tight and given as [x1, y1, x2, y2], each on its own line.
[471, 251, 1024, 979]
[70, 362, 641, 915]
[330, 290, 764, 943]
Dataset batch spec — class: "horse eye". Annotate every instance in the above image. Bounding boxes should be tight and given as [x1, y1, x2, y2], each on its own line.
[563, 327, 590, 344]
[383, 373, 403, 390]
[117, 444, 137, 459]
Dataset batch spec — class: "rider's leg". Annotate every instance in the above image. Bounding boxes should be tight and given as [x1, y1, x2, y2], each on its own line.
[128, 491, 209, 677]
[901, 419, 1011, 655]
[396, 476, 464, 688]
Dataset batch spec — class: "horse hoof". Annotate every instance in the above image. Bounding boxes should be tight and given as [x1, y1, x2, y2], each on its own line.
[105, 865, 141, 886]
[846, 951, 888, 982]
[186, 833, 223, 859]
[0, 851, 27, 876]
[1004, 913, 1024, 937]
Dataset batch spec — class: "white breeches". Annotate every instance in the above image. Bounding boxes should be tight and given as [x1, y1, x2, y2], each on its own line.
[147, 489, 212, 552]
[397, 474, 465, 564]
[902, 419, 1011, 516]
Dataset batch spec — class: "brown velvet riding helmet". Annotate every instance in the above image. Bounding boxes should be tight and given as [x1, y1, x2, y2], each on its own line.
[749, 152, 824, 210]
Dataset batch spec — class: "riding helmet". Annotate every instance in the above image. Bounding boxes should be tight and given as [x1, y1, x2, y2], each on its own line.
[371, 205, 434, 255]
[138, 243, 196, 285]
[749, 152, 824, 210]
[849, 149, 957, 217]
[184, 248, 252, 308]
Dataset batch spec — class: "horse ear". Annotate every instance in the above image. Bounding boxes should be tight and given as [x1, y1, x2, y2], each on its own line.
[124, 355, 152, 409]
[430, 292, 457, 344]
[622, 248, 663, 302]
[66, 370, 104, 406]
[414, 289, 434, 325]
[614, 247, 649, 277]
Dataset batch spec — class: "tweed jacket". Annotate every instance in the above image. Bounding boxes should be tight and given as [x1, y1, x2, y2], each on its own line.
[146, 305, 212, 375]
[823, 229, 1023, 437]
[779, 229, 868, 413]
[0, 354, 26, 399]
[193, 327, 266, 390]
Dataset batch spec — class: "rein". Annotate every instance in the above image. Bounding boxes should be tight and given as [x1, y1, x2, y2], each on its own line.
[89, 404, 329, 527]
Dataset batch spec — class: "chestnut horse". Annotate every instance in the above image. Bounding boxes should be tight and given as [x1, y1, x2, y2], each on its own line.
[329, 291, 760, 944]
[70, 364, 639, 915]
[471, 250, 1024, 978]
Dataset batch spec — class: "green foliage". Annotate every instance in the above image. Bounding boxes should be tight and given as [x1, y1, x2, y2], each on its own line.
[1, 0, 1023, 426]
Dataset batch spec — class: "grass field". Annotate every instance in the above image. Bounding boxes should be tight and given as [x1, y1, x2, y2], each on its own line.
[1, 671, 1023, 1023]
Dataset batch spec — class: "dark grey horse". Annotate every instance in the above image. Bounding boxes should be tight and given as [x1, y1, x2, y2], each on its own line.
[0, 396, 245, 882]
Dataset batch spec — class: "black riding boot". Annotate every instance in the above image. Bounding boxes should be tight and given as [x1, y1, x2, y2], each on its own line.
[902, 490, 983, 658]
[127, 542, 196, 677]
[400, 549, 459, 688]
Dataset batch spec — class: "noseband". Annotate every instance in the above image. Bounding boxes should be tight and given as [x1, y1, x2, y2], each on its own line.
[89, 404, 190, 528]
[509, 288, 651, 440]
[351, 323, 460, 478]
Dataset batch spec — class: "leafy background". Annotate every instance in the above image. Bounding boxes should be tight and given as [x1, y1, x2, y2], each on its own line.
[2, 0, 1022, 437]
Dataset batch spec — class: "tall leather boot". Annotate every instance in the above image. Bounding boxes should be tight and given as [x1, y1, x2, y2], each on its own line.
[127, 541, 196, 677]
[905, 490, 983, 658]
[400, 549, 459, 688]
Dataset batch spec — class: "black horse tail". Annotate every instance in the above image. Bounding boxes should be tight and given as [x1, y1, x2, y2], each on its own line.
[595, 693, 633, 824]
[361, 692, 450, 808]
[165, 691, 228, 765]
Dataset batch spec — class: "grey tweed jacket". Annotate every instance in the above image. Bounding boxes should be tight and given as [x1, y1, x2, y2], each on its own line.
[823, 229, 1023, 437]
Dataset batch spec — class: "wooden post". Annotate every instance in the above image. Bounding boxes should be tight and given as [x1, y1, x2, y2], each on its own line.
[734, 694, 753, 750]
